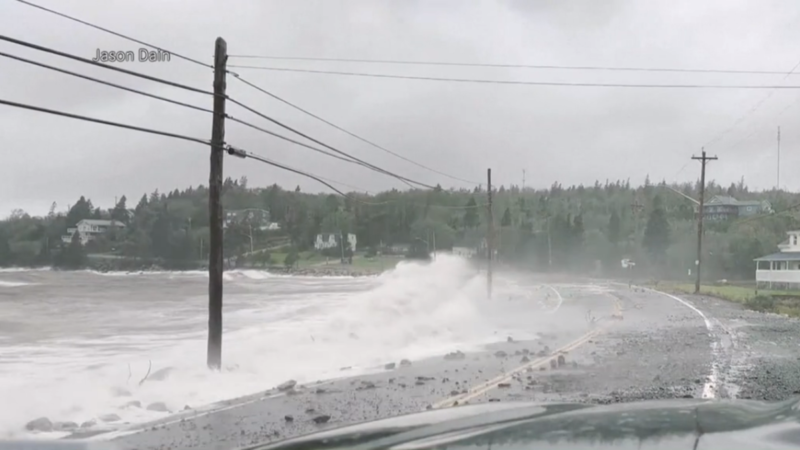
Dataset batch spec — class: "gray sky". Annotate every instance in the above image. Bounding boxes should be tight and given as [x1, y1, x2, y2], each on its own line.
[2, 0, 800, 216]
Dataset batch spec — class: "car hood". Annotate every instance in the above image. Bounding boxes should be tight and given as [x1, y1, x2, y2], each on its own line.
[250, 398, 800, 450]
[3, 399, 800, 450]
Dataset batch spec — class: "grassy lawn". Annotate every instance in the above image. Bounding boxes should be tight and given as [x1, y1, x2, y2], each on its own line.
[656, 282, 800, 317]
[349, 255, 404, 270]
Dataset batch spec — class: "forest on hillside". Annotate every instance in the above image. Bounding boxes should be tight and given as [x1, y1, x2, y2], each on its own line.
[1, 175, 798, 280]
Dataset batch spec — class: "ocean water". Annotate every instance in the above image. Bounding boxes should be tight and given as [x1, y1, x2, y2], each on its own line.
[0, 255, 559, 439]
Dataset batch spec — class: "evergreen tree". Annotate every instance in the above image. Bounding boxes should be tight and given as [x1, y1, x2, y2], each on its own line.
[111, 196, 129, 223]
[0, 231, 12, 267]
[607, 210, 621, 245]
[463, 197, 479, 229]
[643, 195, 670, 263]
[500, 207, 512, 227]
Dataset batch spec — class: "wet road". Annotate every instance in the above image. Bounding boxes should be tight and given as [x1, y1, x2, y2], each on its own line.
[86, 281, 800, 450]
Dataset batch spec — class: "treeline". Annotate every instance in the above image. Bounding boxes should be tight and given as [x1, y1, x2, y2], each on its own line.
[1, 175, 798, 280]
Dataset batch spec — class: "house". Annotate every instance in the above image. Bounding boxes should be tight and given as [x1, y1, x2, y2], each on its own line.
[62, 219, 126, 245]
[224, 209, 277, 230]
[452, 246, 477, 258]
[698, 195, 771, 221]
[314, 233, 357, 252]
[754, 230, 800, 289]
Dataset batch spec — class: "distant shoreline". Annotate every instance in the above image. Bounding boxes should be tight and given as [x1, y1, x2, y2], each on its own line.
[1, 260, 395, 278]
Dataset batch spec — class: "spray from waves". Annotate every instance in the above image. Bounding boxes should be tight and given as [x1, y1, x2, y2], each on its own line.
[0, 254, 522, 439]
[0, 280, 36, 287]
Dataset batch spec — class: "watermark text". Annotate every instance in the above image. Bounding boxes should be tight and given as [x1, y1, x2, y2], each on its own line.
[92, 48, 171, 63]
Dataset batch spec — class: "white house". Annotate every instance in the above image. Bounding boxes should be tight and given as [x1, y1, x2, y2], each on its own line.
[314, 233, 357, 252]
[452, 246, 477, 258]
[754, 230, 800, 289]
[62, 219, 125, 245]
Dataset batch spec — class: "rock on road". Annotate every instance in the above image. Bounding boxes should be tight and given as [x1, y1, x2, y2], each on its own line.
[90, 281, 800, 450]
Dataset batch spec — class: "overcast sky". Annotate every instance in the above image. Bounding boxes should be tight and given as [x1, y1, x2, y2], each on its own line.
[2, 0, 800, 216]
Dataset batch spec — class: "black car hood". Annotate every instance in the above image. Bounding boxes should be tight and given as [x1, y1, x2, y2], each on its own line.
[249, 398, 800, 450]
[4, 399, 800, 450]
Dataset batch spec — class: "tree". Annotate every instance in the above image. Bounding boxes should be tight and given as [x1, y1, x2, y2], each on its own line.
[54, 233, 87, 269]
[284, 248, 299, 268]
[0, 231, 12, 267]
[111, 196, 129, 223]
[607, 210, 621, 245]
[463, 197, 479, 229]
[500, 207, 512, 227]
[643, 195, 670, 263]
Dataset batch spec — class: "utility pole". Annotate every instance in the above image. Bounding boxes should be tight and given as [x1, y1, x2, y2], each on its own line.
[522, 169, 526, 191]
[432, 230, 437, 261]
[207, 37, 227, 370]
[692, 149, 718, 294]
[777, 126, 781, 190]
[487, 168, 494, 299]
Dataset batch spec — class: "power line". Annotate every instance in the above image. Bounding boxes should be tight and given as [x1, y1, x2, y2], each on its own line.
[225, 65, 800, 89]
[226, 54, 800, 77]
[227, 114, 394, 169]
[0, 48, 387, 175]
[12, 3, 459, 189]
[2, 36, 432, 190]
[229, 147, 351, 197]
[0, 98, 210, 145]
[14, 0, 213, 69]
[0, 51, 214, 115]
[225, 96, 435, 189]
[0, 96, 390, 200]
[230, 75, 481, 185]
[0, 35, 213, 96]
[703, 58, 800, 149]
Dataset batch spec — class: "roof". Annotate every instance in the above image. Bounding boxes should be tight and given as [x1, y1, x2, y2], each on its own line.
[704, 195, 769, 208]
[706, 195, 738, 205]
[754, 251, 800, 262]
[78, 219, 126, 227]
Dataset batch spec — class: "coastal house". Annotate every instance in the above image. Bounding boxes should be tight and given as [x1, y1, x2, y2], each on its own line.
[452, 246, 478, 258]
[223, 209, 280, 231]
[62, 219, 125, 245]
[314, 233, 357, 252]
[697, 195, 771, 222]
[754, 230, 800, 289]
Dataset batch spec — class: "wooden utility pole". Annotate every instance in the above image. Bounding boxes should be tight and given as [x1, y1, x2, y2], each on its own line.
[692, 149, 717, 294]
[207, 37, 227, 370]
[487, 168, 494, 299]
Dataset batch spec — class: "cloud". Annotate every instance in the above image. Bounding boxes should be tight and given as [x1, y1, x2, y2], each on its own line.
[1, 0, 800, 216]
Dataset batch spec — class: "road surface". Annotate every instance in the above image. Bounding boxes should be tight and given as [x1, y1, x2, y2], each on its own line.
[81, 280, 800, 450]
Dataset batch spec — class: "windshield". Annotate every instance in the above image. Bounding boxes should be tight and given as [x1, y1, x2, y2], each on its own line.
[2, 1, 800, 449]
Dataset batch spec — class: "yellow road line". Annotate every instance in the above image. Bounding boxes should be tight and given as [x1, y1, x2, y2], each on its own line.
[433, 288, 625, 409]
[432, 328, 604, 409]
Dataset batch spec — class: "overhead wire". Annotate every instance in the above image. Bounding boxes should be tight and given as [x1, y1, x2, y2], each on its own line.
[0, 97, 382, 202]
[0, 98, 210, 145]
[229, 74, 481, 185]
[14, 0, 213, 70]
[702, 58, 800, 150]
[0, 51, 215, 115]
[226, 54, 800, 77]
[0, 47, 372, 171]
[11, 2, 454, 189]
[225, 65, 800, 89]
[1, 34, 434, 190]
[224, 96, 434, 189]
[0, 35, 213, 96]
